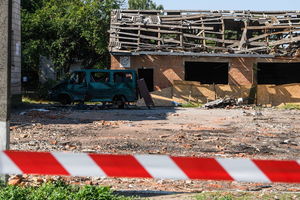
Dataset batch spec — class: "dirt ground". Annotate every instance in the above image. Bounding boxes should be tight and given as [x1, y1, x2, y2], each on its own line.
[9, 105, 300, 198]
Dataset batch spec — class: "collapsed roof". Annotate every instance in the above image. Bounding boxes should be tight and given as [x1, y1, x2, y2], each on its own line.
[109, 10, 300, 56]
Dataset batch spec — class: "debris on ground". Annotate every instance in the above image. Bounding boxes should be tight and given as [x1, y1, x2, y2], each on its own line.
[172, 101, 182, 107]
[203, 97, 241, 109]
[9, 106, 300, 193]
[8, 175, 23, 186]
[20, 108, 50, 115]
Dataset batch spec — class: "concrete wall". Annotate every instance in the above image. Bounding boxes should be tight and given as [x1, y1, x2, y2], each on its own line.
[11, 0, 21, 104]
[0, 0, 11, 150]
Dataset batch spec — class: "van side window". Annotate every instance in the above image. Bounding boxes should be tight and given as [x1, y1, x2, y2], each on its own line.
[114, 72, 133, 83]
[71, 72, 86, 84]
[91, 72, 109, 83]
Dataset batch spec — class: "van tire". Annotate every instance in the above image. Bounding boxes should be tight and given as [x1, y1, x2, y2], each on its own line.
[113, 95, 126, 109]
[59, 94, 72, 105]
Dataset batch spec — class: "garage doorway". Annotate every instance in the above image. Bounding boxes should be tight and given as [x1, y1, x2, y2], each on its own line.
[138, 68, 154, 92]
[185, 62, 229, 84]
[257, 63, 300, 84]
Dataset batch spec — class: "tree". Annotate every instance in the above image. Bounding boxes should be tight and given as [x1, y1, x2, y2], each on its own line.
[128, 0, 164, 10]
[22, 0, 124, 75]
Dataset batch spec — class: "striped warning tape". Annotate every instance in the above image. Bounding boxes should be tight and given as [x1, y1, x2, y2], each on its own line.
[1, 151, 300, 183]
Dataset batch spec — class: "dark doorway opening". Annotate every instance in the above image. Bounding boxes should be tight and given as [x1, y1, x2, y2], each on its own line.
[185, 62, 228, 84]
[257, 63, 300, 84]
[138, 68, 154, 92]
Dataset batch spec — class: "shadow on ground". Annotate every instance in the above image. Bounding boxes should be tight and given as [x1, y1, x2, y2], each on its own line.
[11, 103, 178, 126]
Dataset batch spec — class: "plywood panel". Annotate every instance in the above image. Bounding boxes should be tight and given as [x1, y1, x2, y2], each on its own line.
[140, 81, 300, 107]
[257, 85, 276, 105]
[257, 84, 300, 106]
[272, 84, 300, 106]
[173, 81, 216, 103]
[191, 85, 216, 103]
[137, 87, 174, 107]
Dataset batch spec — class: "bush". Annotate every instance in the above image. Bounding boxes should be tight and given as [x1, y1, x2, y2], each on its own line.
[0, 181, 134, 200]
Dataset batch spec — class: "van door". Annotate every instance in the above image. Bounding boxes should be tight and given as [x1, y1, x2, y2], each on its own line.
[113, 71, 136, 101]
[67, 71, 88, 101]
[88, 72, 112, 100]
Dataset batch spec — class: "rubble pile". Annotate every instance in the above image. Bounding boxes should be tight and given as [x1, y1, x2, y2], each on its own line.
[9, 106, 300, 192]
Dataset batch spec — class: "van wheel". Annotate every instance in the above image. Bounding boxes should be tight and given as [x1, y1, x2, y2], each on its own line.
[59, 94, 72, 105]
[113, 96, 126, 109]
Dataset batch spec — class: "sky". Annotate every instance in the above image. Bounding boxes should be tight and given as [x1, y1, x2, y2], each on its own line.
[153, 0, 300, 11]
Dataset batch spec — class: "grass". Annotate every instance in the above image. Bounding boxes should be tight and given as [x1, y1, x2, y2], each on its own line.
[22, 96, 54, 105]
[0, 181, 135, 200]
[278, 103, 300, 110]
[181, 102, 203, 108]
[194, 192, 300, 200]
[22, 96, 104, 106]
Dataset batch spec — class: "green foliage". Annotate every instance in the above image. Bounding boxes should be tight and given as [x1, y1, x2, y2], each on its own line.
[278, 103, 300, 110]
[128, 0, 163, 10]
[0, 181, 134, 200]
[181, 102, 203, 108]
[22, 0, 124, 74]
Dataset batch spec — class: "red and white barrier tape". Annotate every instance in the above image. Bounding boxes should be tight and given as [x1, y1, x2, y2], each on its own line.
[1, 151, 300, 183]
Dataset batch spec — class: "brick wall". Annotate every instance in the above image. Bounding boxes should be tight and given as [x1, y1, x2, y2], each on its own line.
[111, 55, 120, 68]
[111, 55, 184, 90]
[229, 58, 256, 86]
[111, 54, 300, 90]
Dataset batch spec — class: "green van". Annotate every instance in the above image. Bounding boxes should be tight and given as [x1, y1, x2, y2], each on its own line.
[49, 69, 138, 108]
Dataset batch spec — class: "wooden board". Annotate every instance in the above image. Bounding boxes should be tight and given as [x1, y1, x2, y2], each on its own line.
[137, 79, 155, 108]
[110, 10, 300, 56]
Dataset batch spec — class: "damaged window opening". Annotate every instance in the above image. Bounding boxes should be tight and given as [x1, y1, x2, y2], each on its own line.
[185, 62, 228, 84]
[138, 68, 154, 92]
[257, 63, 300, 85]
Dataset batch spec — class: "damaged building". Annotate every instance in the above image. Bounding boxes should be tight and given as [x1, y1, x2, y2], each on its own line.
[109, 10, 300, 106]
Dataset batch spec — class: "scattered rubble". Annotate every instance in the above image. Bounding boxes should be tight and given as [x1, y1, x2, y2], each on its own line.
[8, 175, 23, 186]
[203, 97, 244, 109]
[20, 108, 50, 115]
[9, 106, 300, 192]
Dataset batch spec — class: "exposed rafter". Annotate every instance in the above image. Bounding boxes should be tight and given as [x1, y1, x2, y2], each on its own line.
[109, 10, 300, 56]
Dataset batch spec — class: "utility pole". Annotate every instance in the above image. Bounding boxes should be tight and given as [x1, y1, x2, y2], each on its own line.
[0, 0, 12, 152]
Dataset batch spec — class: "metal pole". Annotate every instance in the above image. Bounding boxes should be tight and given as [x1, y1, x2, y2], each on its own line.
[0, 0, 12, 182]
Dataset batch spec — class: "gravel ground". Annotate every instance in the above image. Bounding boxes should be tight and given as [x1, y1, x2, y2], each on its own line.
[8, 105, 300, 198]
